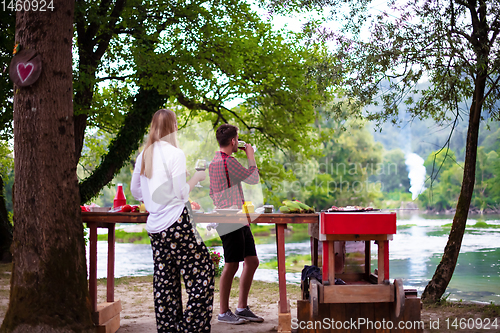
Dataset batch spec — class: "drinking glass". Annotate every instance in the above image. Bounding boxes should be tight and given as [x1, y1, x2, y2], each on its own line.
[194, 159, 207, 188]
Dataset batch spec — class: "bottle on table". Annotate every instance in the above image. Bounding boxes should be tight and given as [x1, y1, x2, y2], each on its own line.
[114, 183, 126, 208]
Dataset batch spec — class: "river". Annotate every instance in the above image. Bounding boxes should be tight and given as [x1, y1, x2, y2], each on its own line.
[86, 213, 500, 304]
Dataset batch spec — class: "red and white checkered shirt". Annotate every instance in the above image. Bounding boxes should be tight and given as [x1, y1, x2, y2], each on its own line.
[209, 151, 259, 209]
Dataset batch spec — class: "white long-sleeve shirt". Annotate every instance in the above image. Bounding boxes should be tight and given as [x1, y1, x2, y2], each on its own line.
[131, 141, 190, 234]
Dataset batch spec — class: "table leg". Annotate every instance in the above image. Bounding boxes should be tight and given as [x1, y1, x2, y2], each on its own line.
[310, 237, 318, 267]
[377, 240, 385, 284]
[322, 240, 328, 283]
[89, 222, 97, 312]
[364, 241, 371, 280]
[328, 241, 335, 285]
[383, 240, 389, 281]
[107, 223, 115, 303]
[275, 223, 288, 314]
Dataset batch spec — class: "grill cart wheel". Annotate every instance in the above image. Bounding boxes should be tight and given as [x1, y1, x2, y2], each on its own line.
[394, 278, 405, 318]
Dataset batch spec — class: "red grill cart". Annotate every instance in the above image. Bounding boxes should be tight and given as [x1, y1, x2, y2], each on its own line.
[300, 211, 422, 333]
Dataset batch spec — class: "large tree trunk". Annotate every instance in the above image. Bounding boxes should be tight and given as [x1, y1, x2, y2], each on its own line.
[0, 175, 13, 262]
[421, 70, 485, 303]
[0, 2, 93, 332]
[421, 1, 490, 302]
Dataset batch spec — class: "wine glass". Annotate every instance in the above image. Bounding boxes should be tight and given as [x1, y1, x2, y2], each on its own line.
[194, 159, 207, 188]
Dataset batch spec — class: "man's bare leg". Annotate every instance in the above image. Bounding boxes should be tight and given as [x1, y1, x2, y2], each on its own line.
[219, 262, 239, 314]
[238, 256, 259, 308]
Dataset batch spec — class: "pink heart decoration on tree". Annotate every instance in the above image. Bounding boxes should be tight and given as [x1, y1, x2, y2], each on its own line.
[17, 62, 34, 83]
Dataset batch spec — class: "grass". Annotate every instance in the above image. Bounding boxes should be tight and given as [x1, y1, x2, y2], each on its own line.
[439, 221, 500, 230]
[397, 224, 418, 229]
[260, 254, 312, 273]
[427, 300, 500, 318]
[97, 229, 151, 244]
[228, 277, 302, 305]
[471, 221, 500, 229]
[249, 224, 274, 236]
[98, 274, 153, 287]
[422, 300, 500, 332]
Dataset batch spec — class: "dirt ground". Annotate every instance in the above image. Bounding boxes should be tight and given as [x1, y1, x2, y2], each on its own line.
[1, 263, 500, 333]
[105, 276, 291, 333]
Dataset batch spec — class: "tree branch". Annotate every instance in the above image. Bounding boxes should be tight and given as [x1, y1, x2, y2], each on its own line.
[93, 0, 126, 61]
[84, 0, 112, 46]
[96, 75, 131, 82]
[482, 69, 500, 102]
[175, 93, 228, 123]
[79, 87, 166, 203]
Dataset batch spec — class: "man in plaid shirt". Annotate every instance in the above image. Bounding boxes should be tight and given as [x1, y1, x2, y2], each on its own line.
[209, 124, 264, 325]
[209, 145, 259, 209]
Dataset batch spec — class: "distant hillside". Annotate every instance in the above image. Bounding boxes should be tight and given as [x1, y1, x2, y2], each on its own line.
[368, 115, 499, 162]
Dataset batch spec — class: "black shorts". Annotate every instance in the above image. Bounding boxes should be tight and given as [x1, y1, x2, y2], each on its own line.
[218, 225, 257, 263]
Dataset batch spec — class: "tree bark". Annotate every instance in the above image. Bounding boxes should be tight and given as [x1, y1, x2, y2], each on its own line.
[421, 63, 486, 304]
[421, 0, 492, 302]
[0, 1, 93, 332]
[0, 175, 13, 262]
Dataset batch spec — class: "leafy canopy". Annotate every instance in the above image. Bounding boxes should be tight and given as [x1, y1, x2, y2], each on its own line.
[74, 0, 340, 202]
[260, 0, 500, 126]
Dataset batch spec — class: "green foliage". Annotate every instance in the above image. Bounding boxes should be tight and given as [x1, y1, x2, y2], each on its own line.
[259, 106, 385, 210]
[71, 0, 338, 203]
[86, 162, 137, 208]
[417, 145, 500, 212]
[373, 189, 413, 210]
[485, 150, 500, 207]
[0, 142, 13, 180]
[306, 115, 383, 209]
[262, 1, 500, 225]
[481, 128, 500, 153]
[373, 148, 410, 192]
[424, 148, 458, 183]
[79, 87, 166, 203]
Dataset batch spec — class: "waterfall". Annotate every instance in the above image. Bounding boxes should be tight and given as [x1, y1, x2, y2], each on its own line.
[405, 153, 426, 200]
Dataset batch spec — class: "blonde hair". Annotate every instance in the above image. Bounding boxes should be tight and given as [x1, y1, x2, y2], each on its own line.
[141, 109, 178, 178]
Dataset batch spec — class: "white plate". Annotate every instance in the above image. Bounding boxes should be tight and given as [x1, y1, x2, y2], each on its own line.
[215, 208, 241, 213]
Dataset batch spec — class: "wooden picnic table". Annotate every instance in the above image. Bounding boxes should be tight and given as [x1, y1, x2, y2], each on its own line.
[82, 211, 319, 333]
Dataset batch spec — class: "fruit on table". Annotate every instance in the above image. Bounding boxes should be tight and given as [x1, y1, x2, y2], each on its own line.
[191, 201, 201, 210]
[109, 204, 141, 213]
[121, 204, 132, 212]
[279, 200, 315, 213]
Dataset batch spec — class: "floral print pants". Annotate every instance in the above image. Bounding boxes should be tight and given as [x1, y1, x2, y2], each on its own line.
[149, 208, 215, 333]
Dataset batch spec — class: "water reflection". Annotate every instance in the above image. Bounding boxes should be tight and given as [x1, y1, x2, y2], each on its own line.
[86, 214, 500, 304]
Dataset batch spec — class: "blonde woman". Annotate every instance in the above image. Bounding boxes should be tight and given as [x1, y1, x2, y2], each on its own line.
[131, 109, 214, 333]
